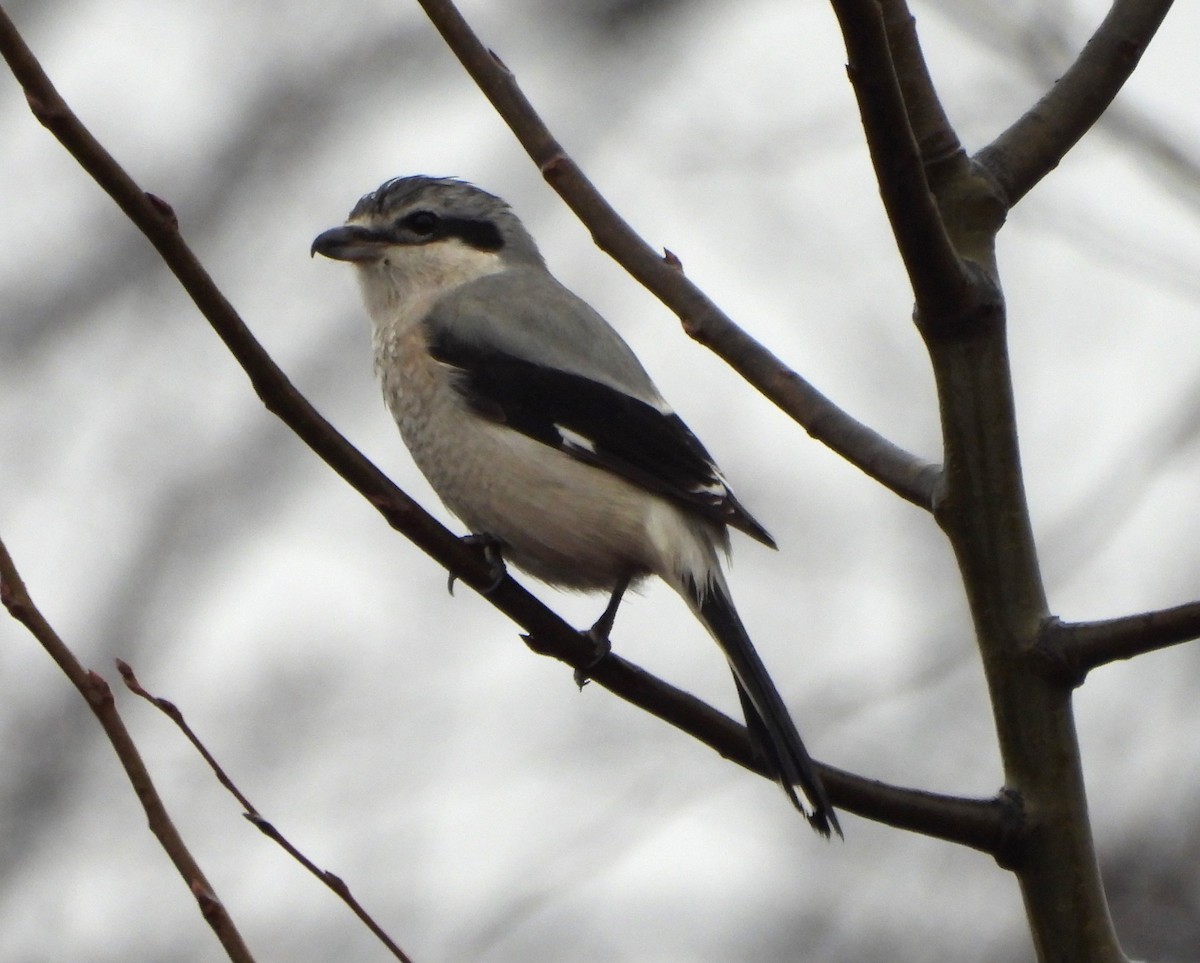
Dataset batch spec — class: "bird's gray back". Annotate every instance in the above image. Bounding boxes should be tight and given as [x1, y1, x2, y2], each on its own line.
[423, 265, 663, 406]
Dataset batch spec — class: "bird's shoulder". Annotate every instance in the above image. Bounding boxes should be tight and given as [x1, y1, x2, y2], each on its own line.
[422, 265, 659, 400]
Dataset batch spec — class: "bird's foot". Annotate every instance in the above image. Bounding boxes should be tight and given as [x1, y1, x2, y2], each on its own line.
[573, 576, 629, 688]
[573, 624, 613, 690]
[447, 533, 507, 595]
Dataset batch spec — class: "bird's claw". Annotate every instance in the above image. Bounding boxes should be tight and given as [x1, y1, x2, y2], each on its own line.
[448, 533, 508, 595]
[573, 627, 613, 689]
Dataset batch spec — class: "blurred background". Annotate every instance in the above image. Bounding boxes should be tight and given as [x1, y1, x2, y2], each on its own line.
[2, 0, 1199, 960]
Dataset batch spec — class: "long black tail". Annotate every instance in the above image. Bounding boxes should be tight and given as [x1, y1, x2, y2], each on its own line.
[690, 575, 839, 837]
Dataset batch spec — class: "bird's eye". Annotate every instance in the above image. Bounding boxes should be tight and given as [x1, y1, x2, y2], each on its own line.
[403, 210, 440, 236]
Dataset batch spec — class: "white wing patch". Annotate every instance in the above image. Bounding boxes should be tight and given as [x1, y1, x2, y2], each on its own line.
[555, 423, 597, 454]
[690, 478, 729, 498]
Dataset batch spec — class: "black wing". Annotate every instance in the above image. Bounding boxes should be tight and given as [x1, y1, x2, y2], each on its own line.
[428, 327, 775, 547]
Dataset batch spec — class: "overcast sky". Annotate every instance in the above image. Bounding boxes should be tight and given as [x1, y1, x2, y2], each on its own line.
[2, 1, 1199, 960]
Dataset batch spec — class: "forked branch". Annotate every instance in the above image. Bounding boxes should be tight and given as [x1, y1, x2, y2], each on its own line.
[118, 661, 415, 963]
[0, 537, 256, 963]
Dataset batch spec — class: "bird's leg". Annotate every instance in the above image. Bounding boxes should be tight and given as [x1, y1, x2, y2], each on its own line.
[447, 533, 508, 595]
[574, 574, 631, 688]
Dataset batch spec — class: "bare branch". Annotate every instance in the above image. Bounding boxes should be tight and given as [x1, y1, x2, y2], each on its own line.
[413, 0, 939, 512]
[574, 639, 1015, 854]
[118, 661, 415, 963]
[827, 0, 975, 327]
[878, 0, 964, 175]
[1039, 603, 1200, 685]
[826, 770, 1022, 862]
[830, 1, 1133, 950]
[977, 0, 1176, 207]
[0, 537, 256, 963]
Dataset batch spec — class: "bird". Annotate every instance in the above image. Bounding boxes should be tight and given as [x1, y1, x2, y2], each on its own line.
[311, 175, 838, 836]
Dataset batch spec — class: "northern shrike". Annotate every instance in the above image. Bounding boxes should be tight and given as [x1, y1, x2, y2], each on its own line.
[312, 176, 837, 836]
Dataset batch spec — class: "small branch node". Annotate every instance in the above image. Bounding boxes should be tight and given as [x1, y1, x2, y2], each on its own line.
[189, 877, 224, 920]
[322, 870, 349, 894]
[538, 152, 571, 181]
[245, 813, 280, 839]
[24, 88, 56, 124]
[0, 580, 20, 615]
[144, 192, 179, 230]
[1031, 617, 1087, 689]
[84, 669, 114, 707]
[520, 631, 550, 655]
[487, 47, 511, 72]
[116, 657, 145, 693]
[679, 312, 702, 338]
[990, 788, 1029, 871]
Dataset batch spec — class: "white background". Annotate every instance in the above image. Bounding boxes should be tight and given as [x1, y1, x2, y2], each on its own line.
[2, 1, 1198, 960]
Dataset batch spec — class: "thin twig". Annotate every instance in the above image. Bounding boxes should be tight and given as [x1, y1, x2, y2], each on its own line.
[117, 661, 415, 963]
[0, 536, 256, 963]
[1038, 603, 1200, 685]
[413, 0, 939, 512]
[977, 0, 1176, 207]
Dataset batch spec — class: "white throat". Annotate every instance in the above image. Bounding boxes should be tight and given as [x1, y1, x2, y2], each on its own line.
[353, 237, 506, 334]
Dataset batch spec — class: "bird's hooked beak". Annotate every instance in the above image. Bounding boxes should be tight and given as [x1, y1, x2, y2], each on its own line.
[310, 224, 387, 263]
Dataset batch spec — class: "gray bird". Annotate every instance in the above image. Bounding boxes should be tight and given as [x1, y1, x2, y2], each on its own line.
[312, 176, 837, 836]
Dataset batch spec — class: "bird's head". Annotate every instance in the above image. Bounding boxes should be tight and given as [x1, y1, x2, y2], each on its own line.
[312, 176, 543, 321]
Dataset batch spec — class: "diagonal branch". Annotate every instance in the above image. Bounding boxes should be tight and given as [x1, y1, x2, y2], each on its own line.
[1, 5, 1004, 850]
[0, 7, 506, 601]
[413, 0, 939, 512]
[0, 537, 256, 963]
[538, 631, 1014, 855]
[1038, 602, 1200, 685]
[977, 0, 1176, 207]
[118, 661, 414, 963]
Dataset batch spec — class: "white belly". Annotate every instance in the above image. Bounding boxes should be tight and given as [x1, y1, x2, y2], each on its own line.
[375, 322, 721, 594]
